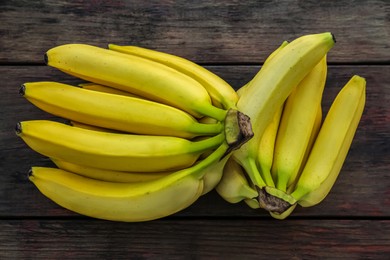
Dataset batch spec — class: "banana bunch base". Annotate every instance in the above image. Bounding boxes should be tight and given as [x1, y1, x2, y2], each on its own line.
[17, 32, 365, 221]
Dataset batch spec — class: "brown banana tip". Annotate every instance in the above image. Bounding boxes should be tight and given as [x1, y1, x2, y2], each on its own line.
[19, 84, 26, 96]
[44, 53, 48, 65]
[27, 168, 34, 179]
[15, 122, 22, 135]
[331, 32, 336, 43]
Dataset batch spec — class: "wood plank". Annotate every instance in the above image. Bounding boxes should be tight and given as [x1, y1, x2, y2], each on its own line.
[1, 0, 389, 63]
[0, 219, 389, 259]
[1, 65, 389, 218]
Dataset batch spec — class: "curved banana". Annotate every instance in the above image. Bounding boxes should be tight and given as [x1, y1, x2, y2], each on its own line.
[108, 44, 238, 110]
[272, 56, 328, 192]
[257, 104, 284, 187]
[45, 44, 227, 120]
[216, 157, 258, 204]
[286, 105, 322, 194]
[51, 158, 170, 183]
[79, 82, 141, 98]
[21, 81, 223, 138]
[291, 75, 366, 206]
[16, 120, 225, 172]
[236, 41, 289, 96]
[233, 33, 335, 193]
[201, 154, 230, 195]
[28, 143, 230, 222]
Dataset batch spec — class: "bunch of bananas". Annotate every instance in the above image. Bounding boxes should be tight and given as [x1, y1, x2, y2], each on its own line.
[216, 33, 366, 219]
[17, 42, 254, 222]
[17, 32, 365, 221]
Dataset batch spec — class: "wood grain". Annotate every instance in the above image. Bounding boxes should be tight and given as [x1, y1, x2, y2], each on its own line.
[0, 1, 389, 258]
[0, 0, 389, 63]
[0, 219, 389, 259]
[1, 65, 389, 218]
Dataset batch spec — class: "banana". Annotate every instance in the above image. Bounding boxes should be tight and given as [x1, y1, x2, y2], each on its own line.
[108, 44, 238, 110]
[216, 157, 258, 204]
[236, 40, 289, 96]
[21, 81, 224, 139]
[28, 142, 230, 222]
[68, 120, 118, 133]
[233, 33, 335, 196]
[272, 56, 328, 192]
[45, 44, 227, 120]
[291, 75, 366, 206]
[286, 105, 323, 194]
[16, 120, 225, 172]
[50, 158, 170, 183]
[79, 82, 141, 98]
[257, 104, 284, 187]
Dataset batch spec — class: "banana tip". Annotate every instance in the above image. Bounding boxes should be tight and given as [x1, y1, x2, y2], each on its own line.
[331, 32, 336, 43]
[15, 122, 22, 135]
[19, 84, 26, 96]
[27, 168, 34, 180]
[44, 53, 48, 65]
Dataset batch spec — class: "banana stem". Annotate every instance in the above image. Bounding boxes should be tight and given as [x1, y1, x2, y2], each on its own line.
[190, 132, 225, 153]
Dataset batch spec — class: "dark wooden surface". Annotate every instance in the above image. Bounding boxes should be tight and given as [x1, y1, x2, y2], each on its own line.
[1, 1, 389, 259]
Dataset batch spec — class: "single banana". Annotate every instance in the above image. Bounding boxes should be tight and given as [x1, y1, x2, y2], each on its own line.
[45, 44, 227, 120]
[233, 33, 335, 196]
[108, 44, 238, 110]
[257, 104, 284, 187]
[79, 82, 141, 98]
[236, 41, 289, 96]
[272, 56, 328, 192]
[51, 158, 170, 183]
[28, 143, 230, 222]
[286, 105, 322, 194]
[16, 120, 225, 172]
[291, 75, 366, 206]
[216, 157, 258, 204]
[21, 81, 223, 139]
[68, 120, 118, 133]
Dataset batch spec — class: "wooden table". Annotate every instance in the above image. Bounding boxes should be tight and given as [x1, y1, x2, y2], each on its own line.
[1, 1, 389, 258]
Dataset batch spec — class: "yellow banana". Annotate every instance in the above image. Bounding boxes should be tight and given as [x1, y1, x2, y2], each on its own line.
[16, 120, 225, 172]
[21, 81, 223, 139]
[236, 41, 289, 96]
[50, 158, 170, 183]
[108, 44, 238, 110]
[257, 104, 284, 187]
[28, 143, 230, 222]
[291, 75, 366, 205]
[45, 44, 227, 120]
[68, 121, 118, 133]
[233, 33, 335, 196]
[79, 82, 141, 98]
[286, 105, 323, 194]
[216, 157, 258, 204]
[272, 56, 328, 192]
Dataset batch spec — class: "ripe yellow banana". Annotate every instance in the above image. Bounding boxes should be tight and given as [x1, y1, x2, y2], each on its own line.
[79, 82, 141, 98]
[286, 105, 322, 194]
[21, 81, 223, 139]
[272, 56, 328, 192]
[257, 104, 284, 187]
[50, 158, 170, 183]
[236, 40, 289, 96]
[28, 142, 230, 222]
[216, 157, 258, 204]
[108, 44, 238, 110]
[16, 120, 225, 172]
[291, 75, 366, 205]
[45, 44, 227, 120]
[233, 33, 335, 194]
